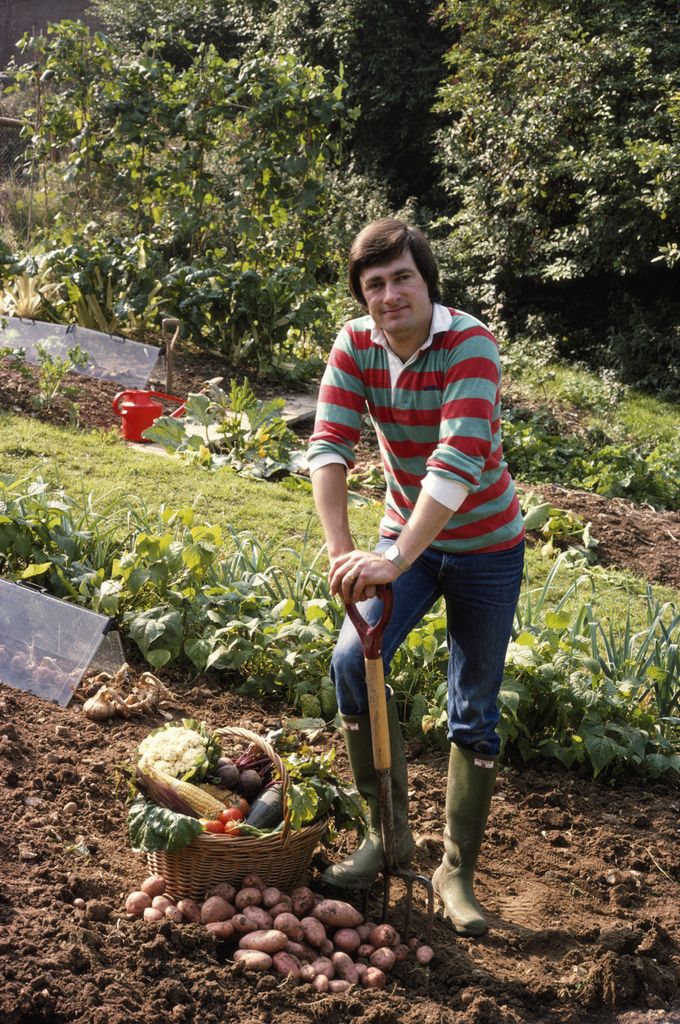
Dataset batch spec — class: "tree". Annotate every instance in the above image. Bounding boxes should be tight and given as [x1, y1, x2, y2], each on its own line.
[93, 0, 453, 205]
[262, 0, 453, 203]
[89, 0, 261, 63]
[7, 22, 352, 361]
[435, 0, 680, 395]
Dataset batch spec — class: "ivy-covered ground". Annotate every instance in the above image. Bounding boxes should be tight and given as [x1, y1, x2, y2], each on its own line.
[1, 352, 679, 1024]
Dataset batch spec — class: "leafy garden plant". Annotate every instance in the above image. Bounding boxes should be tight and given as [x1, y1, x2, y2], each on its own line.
[0, 270, 61, 319]
[0, 346, 32, 378]
[503, 408, 680, 511]
[0, 338, 87, 414]
[32, 342, 88, 411]
[6, 23, 352, 360]
[411, 555, 679, 778]
[519, 489, 598, 561]
[143, 378, 306, 479]
[0, 475, 677, 779]
[434, 0, 680, 396]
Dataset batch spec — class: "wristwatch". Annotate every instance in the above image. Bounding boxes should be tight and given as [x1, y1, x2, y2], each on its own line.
[383, 543, 410, 573]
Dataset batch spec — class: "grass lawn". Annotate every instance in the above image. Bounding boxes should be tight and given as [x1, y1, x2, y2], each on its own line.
[2, 411, 677, 639]
[506, 360, 680, 443]
[0, 411, 379, 553]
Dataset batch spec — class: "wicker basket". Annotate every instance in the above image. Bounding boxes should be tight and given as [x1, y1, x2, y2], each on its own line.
[145, 725, 326, 901]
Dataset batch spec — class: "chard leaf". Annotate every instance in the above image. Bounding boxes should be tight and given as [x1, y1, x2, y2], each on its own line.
[271, 730, 367, 835]
[142, 416, 187, 449]
[128, 795, 202, 853]
[522, 502, 552, 531]
[287, 780, 319, 830]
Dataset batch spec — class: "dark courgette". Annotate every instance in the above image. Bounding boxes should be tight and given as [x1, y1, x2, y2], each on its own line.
[245, 782, 284, 829]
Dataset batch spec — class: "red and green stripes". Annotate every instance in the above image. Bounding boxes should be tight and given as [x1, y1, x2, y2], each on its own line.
[309, 309, 524, 553]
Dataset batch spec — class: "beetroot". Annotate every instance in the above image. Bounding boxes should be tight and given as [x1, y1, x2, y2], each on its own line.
[237, 769, 263, 800]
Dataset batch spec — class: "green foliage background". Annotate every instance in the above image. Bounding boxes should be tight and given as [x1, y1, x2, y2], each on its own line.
[0, 2, 678, 780]
[90, 0, 452, 204]
[0, 464, 677, 779]
[2, 22, 353, 364]
[1, 0, 678, 394]
[433, 0, 680, 396]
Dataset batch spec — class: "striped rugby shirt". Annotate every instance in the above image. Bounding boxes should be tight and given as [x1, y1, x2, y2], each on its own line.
[308, 302, 525, 553]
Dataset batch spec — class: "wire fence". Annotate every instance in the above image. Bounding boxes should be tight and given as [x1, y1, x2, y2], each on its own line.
[0, 117, 27, 177]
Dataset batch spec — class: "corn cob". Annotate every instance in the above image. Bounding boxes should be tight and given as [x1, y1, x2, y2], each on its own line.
[143, 764, 226, 818]
[135, 767, 196, 817]
[198, 782, 235, 802]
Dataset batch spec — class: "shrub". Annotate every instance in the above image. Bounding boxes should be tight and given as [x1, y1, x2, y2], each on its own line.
[434, 0, 680, 395]
[6, 23, 351, 361]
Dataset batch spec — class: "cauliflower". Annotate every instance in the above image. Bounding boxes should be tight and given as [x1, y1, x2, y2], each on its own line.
[137, 724, 211, 780]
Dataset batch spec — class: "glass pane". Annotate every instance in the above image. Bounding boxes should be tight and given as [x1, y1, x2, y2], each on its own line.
[0, 317, 69, 361]
[72, 325, 159, 388]
[0, 580, 114, 707]
[1, 316, 159, 388]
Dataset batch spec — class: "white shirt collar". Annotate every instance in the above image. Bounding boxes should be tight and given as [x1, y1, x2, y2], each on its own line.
[369, 302, 451, 356]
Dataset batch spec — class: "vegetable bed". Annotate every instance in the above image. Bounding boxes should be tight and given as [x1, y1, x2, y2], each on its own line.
[1, 676, 679, 1024]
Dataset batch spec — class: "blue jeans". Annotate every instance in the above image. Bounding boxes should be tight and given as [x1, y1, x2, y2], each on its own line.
[330, 538, 525, 756]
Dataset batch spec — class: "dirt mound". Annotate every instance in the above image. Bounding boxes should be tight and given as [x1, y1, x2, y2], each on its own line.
[1, 675, 679, 1024]
[522, 484, 680, 591]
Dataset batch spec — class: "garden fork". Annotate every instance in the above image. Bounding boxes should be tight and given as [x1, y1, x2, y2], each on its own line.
[345, 584, 434, 944]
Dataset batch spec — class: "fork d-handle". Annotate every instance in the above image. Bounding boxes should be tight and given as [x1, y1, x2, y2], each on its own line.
[344, 584, 394, 775]
[344, 583, 393, 661]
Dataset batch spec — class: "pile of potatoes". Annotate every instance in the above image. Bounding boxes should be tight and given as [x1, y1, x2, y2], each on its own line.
[125, 872, 434, 990]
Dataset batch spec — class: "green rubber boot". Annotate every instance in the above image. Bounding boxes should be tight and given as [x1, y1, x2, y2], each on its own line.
[432, 743, 498, 936]
[322, 700, 416, 891]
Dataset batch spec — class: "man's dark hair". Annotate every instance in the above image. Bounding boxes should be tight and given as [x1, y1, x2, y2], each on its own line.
[348, 218, 441, 307]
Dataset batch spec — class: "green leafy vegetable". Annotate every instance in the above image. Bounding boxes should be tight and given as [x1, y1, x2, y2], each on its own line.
[127, 795, 203, 853]
[270, 728, 366, 836]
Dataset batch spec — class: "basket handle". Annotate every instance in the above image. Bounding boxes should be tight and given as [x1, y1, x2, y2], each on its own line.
[214, 725, 292, 845]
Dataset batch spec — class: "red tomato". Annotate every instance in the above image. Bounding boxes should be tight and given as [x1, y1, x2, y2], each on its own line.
[234, 798, 249, 815]
[200, 818, 225, 834]
[223, 819, 242, 836]
[219, 807, 245, 825]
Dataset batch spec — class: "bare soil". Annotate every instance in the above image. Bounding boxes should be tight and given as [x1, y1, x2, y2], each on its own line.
[1, 352, 679, 1024]
[1, 676, 679, 1024]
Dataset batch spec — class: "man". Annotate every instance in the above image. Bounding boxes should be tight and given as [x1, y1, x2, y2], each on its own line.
[307, 218, 525, 936]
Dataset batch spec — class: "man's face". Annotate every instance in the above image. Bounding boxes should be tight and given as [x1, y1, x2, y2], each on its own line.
[359, 249, 433, 354]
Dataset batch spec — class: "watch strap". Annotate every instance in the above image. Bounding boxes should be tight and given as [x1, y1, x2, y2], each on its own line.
[385, 543, 410, 572]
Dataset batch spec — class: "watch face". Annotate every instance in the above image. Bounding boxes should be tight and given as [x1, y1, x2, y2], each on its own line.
[384, 543, 409, 571]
